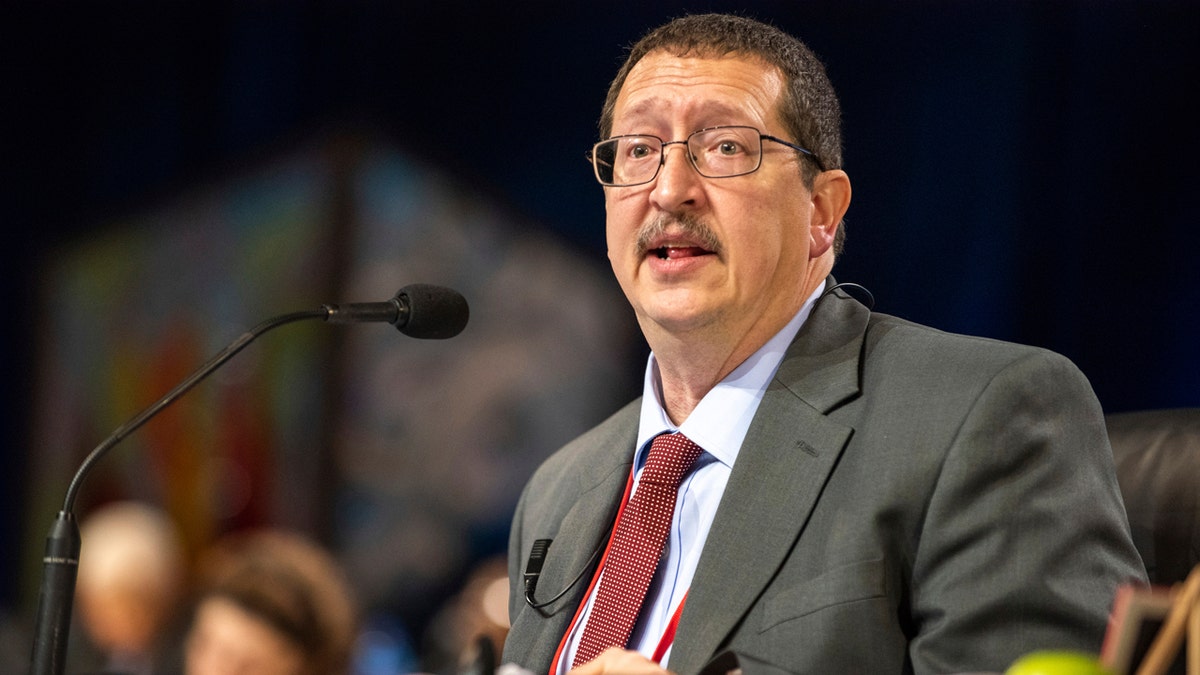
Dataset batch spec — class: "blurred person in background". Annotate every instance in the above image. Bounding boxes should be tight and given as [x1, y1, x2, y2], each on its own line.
[183, 528, 358, 675]
[74, 501, 187, 675]
[423, 556, 511, 675]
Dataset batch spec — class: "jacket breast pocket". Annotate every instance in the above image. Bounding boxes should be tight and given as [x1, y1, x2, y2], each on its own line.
[760, 558, 887, 632]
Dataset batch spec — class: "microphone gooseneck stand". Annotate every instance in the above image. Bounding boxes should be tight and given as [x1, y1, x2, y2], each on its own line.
[30, 309, 324, 675]
[30, 284, 469, 675]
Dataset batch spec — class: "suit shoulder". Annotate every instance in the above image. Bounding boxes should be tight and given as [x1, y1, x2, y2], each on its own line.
[864, 312, 1081, 374]
[858, 312, 1100, 413]
[526, 399, 641, 487]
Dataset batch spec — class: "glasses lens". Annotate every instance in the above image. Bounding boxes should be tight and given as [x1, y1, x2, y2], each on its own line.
[593, 136, 661, 186]
[688, 127, 762, 178]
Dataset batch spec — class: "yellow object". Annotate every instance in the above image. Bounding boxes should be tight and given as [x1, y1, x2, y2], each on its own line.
[1005, 651, 1112, 675]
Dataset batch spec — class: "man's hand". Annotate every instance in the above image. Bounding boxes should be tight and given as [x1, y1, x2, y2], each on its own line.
[568, 648, 673, 675]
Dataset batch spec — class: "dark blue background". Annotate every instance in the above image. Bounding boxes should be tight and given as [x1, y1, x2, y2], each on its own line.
[5, 0, 1198, 611]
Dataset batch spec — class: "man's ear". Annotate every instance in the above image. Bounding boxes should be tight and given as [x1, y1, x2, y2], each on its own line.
[808, 169, 851, 258]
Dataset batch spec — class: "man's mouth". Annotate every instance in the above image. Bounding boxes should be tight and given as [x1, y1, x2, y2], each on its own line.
[636, 212, 723, 261]
[652, 245, 713, 260]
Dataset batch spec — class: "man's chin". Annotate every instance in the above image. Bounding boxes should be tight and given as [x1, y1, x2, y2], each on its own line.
[636, 294, 721, 335]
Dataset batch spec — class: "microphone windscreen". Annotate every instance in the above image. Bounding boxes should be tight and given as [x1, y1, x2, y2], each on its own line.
[397, 284, 469, 339]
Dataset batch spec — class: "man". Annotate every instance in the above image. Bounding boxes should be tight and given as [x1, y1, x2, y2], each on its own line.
[503, 13, 1145, 675]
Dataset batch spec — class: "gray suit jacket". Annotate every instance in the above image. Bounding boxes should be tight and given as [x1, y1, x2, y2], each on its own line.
[503, 285, 1146, 675]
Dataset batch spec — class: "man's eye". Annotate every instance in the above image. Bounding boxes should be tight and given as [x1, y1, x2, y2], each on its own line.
[717, 141, 742, 155]
[630, 144, 654, 159]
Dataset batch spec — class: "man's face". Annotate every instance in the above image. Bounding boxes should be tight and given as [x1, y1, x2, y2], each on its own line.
[605, 52, 821, 347]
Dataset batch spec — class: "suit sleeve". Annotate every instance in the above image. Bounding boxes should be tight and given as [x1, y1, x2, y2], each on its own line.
[905, 349, 1146, 674]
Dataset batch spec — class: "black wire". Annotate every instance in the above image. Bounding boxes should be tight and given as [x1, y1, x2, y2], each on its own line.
[524, 533, 608, 610]
[824, 281, 875, 310]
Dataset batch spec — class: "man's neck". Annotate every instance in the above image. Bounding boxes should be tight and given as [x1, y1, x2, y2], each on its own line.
[648, 266, 835, 420]
[653, 338, 741, 425]
[647, 271, 832, 424]
[649, 306, 797, 424]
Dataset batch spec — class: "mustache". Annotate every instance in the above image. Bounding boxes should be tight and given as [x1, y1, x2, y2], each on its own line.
[635, 213, 723, 256]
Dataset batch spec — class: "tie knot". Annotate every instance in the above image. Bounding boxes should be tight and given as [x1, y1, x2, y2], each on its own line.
[641, 432, 703, 488]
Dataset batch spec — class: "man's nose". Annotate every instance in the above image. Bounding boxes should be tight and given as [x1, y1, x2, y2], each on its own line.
[650, 142, 704, 210]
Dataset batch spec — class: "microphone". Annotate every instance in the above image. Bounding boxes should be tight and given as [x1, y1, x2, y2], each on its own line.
[30, 284, 468, 675]
[460, 634, 497, 675]
[523, 539, 553, 602]
[522, 530, 611, 611]
[323, 283, 469, 339]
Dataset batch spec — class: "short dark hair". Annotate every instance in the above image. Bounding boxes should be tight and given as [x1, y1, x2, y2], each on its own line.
[599, 13, 846, 253]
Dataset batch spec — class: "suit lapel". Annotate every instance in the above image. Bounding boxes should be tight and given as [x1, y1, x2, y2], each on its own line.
[669, 287, 870, 674]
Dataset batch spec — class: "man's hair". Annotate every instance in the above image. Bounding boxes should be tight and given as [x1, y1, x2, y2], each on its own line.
[599, 13, 847, 254]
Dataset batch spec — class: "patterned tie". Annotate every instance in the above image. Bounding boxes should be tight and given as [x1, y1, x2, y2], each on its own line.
[573, 432, 704, 667]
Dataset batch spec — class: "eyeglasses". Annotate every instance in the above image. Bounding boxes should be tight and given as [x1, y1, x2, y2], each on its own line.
[588, 125, 824, 187]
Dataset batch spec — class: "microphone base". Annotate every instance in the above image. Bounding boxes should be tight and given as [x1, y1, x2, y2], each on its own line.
[30, 511, 80, 675]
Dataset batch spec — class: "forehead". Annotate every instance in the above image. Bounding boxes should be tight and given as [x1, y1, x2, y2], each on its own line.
[612, 51, 785, 132]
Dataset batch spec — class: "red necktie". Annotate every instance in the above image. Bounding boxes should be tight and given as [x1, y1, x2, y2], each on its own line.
[573, 432, 704, 667]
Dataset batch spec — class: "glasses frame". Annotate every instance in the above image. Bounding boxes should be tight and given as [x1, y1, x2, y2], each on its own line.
[588, 125, 825, 187]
